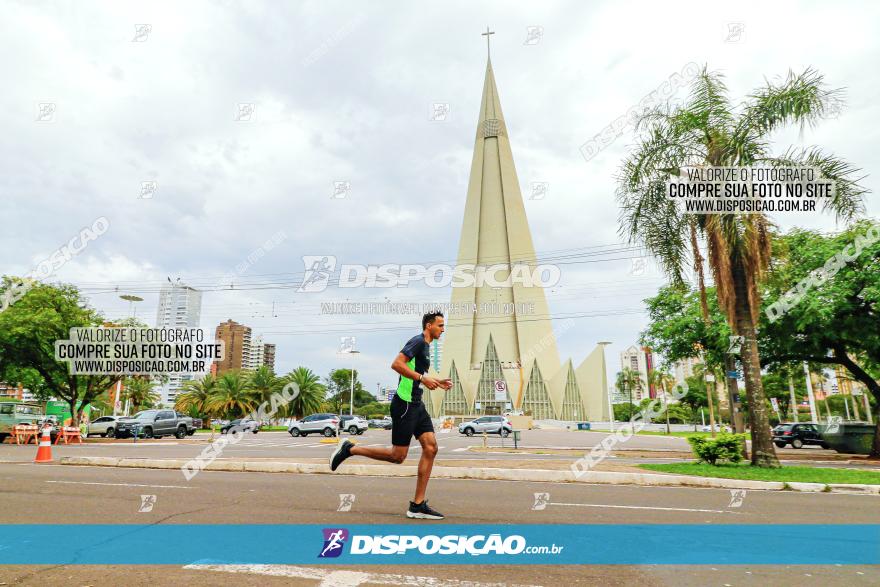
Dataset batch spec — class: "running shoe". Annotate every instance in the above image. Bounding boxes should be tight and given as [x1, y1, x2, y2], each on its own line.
[329, 439, 354, 471]
[406, 500, 445, 519]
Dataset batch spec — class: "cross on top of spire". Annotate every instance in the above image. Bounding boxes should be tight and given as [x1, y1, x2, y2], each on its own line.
[481, 27, 495, 59]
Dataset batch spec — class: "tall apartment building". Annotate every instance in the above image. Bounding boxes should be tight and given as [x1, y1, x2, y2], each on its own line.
[213, 320, 276, 374]
[262, 343, 276, 373]
[155, 282, 202, 406]
[214, 319, 252, 375]
[673, 356, 702, 385]
[245, 334, 265, 370]
[619, 345, 656, 402]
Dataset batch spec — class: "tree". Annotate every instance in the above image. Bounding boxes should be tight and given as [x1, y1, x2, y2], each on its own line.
[613, 403, 638, 422]
[248, 366, 281, 419]
[679, 374, 710, 430]
[325, 368, 373, 412]
[618, 66, 868, 466]
[759, 222, 880, 455]
[0, 280, 122, 426]
[281, 367, 325, 419]
[615, 368, 643, 422]
[761, 370, 804, 420]
[122, 377, 160, 413]
[355, 402, 390, 418]
[648, 368, 676, 433]
[175, 374, 217, 418]
[206, 371, 256, 419]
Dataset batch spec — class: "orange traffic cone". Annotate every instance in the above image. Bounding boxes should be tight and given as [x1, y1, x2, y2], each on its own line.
[34, 425, 53, 463]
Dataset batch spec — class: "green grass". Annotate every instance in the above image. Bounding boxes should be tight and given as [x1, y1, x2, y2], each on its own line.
[635, 430, 711, 438]
[574, 428, 713, 438]
[640, 462, 880, 485]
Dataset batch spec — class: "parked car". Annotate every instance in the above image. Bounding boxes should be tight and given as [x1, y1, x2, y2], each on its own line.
[0, 402, 46, 443]
[220, 418, 260, 434]
[115, 410, 196, 439]
[339, 415, 368, 435]
[458, 415, 513, 437]
[87, 415, 130, 438]
[369, 417, 392, 429]
[773, 423, 828, 449]
[287, 413, 340, 437]
[699, 424, 732, 433]
[190, 417, 203, 431]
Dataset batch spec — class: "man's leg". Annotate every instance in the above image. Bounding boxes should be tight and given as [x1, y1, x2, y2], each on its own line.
[350, 443, 409, 464]
[413, 431, 438, 503]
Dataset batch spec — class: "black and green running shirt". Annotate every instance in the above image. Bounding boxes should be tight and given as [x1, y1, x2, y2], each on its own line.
[396, 334, 431, 403]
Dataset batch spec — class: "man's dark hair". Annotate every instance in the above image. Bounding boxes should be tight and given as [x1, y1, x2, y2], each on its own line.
[422, 311, 444, 329]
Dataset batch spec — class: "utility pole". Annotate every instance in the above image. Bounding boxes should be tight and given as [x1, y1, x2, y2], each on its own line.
[788, 374, 799, 423]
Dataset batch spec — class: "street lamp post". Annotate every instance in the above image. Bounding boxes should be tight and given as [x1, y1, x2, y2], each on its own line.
[119, 294, 143, 319]
[348, 352, 361, 416]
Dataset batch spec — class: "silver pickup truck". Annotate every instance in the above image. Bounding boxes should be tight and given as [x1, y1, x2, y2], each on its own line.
[114, 409, 196, 439]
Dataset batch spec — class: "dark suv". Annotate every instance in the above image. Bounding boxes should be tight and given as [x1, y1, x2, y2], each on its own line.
[772, 423, 828, 449]
[115, 410, 195, 439]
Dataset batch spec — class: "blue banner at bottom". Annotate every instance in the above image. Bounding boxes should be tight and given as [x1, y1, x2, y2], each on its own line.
[1, 524, 878, 565]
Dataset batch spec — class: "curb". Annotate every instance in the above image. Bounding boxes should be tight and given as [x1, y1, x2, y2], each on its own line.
[57, 456, 880, 494]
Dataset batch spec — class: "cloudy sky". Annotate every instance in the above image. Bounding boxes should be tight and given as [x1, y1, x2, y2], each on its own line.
[3, 0, 878, 395]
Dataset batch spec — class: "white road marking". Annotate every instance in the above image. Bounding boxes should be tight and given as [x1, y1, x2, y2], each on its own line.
[452, 447, 469, 452]
[549, 501, 740, 514]
[46, 480, 191, 489]
[184, 564, 539, 586]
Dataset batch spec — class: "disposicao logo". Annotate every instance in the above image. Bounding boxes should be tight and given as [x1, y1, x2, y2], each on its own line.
[318, 528, 349, 558]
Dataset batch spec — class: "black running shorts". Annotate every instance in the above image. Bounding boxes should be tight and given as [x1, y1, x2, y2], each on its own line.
[390, 394, 434, 446]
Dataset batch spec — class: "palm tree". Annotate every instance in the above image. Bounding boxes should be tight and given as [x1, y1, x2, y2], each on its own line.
[122, 377, 160, 413]
[281, 367, 326, 419]
[206, 371, 257, 419]
[616, 368, 644, 423]
[248, 366, 281, 421]
[175, 374, 217, 422]
[618, 67, 868, 466]
[648, 368, 676, 434]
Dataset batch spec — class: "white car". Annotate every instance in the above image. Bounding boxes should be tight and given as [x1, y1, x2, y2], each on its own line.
[339, 415, 369, 435]
[700, 424, 732, 433]
[87, 416, 129, 438]
[288, 413, 340, 437]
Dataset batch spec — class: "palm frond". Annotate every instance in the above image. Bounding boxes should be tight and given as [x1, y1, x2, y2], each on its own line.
[767, 147, 868, 222]
[740, 68, 843, 136]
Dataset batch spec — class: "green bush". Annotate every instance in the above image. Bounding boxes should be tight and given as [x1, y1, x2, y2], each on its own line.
[687, 433, 747, 466]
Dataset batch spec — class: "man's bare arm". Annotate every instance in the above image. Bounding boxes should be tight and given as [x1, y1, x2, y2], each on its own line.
[391, 353, 444, 390]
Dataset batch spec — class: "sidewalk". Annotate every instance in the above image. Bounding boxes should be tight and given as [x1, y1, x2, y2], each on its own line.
[58, 455, 880, 495]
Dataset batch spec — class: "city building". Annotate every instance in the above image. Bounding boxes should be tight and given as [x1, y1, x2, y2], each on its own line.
[378, 387, 396, 404]
[263, 343, 276, 373]
[245, 334, 265, 370]
[155, 281, 202, 405]
[214, 321, 274, 375]
[214, 319, 252, 375]
[619, 346, 656, 402]
[436, 49, 607, 421]
[673, 356, 702, 385]
[0, 382, 35, 402]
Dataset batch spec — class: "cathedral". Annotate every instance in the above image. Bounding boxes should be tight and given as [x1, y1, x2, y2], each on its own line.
[425, 43, 609, 422]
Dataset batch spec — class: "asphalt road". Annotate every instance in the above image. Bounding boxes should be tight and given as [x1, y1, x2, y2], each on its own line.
[0, 428, 855, 463]
[1, 460, 879, 586]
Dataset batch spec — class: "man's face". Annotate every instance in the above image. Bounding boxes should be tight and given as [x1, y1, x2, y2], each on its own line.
[427, 317, 445, 339]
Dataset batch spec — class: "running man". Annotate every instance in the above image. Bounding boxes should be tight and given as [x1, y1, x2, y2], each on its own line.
[329, 311, 452, 519]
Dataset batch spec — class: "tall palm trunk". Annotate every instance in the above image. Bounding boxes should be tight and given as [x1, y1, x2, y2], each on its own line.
[731, 261, 780, 467]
